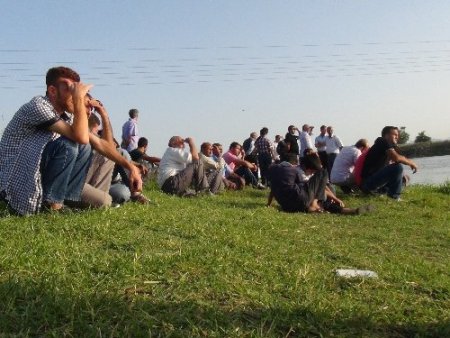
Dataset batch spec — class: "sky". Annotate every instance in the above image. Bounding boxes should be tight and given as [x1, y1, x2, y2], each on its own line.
[1, 0, 450, 156]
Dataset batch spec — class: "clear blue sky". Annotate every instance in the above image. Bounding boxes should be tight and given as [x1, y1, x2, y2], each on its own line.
[1, 0, 449, 156]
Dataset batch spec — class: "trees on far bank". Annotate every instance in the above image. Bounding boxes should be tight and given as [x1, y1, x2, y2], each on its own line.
[398, 126, 409, 144]
[415, 131, 432, 143]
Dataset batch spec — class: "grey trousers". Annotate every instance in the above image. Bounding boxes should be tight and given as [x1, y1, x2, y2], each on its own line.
[80, 152, 114, 208]
[161, 159, 209, 195]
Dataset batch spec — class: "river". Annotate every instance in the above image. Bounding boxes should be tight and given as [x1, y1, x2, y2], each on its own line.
[404, 155, 450, 185]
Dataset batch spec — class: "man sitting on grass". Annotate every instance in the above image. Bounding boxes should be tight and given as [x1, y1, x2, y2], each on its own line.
[157, 136, 211, 197]
[267, 153, 373, 215]
[222, 142, 265, 189]
[361, 126, 418, 200]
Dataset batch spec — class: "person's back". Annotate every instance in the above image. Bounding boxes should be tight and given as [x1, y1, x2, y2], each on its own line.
[330, 146, 361, 184]
[269, 162, 305, 212]
[362, 137, 390, 179]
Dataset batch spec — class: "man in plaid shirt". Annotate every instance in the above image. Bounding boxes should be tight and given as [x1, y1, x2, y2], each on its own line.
[0, 66, 142, 215]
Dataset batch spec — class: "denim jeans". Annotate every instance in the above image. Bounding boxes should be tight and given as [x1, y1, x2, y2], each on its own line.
[362, 163, 403, 199]
[235, 166, 258, 186]
[40, 136, 92, 204]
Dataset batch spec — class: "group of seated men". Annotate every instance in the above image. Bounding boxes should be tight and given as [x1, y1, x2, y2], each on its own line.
[0, 66, 418, 216]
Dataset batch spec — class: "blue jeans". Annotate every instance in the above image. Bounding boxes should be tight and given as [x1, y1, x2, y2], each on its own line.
[40, 136, 92, 204]
[362, 163, 403, 199]
[235, 166, 258, 186]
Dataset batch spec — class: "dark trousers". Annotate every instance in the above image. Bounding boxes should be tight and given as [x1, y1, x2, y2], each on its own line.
[258, 152, 272, 185]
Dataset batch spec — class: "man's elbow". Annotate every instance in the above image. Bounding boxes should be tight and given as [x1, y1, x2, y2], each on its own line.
[75, 135, 90, 145]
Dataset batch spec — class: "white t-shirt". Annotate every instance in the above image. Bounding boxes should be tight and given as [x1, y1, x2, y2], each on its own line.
[315, 134, 327, 152]
[330, 146, 361, 184]
[157, 147, 192, 187]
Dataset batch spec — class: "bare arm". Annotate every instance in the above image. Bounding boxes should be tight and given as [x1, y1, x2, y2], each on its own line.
[387, 149, 418, 173]
[185, 137, 199, 161]
[48, 81, 93, 144]
[89, 133, 143, 192]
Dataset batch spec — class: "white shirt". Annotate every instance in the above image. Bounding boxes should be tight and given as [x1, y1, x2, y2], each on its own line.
[330, 146, 361, 183]
[299, 131, 314, 157]
[325, 135, 343, 154]
[315, 134, 327, 152]
[157, 147, 192, 187]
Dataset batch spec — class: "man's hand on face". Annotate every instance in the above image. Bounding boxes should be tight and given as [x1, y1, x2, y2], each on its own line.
[60, 79, 93, 101]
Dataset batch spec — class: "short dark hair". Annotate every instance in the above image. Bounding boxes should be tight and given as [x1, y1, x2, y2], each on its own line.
[129, 109, 139, 118]
[381, 126, 398, 137]
[137, 137, 148, 148]
[46, 66, 80, 87]
[260, 127, 268, 135]
[229, 141, 241, 150]
[285, 153, 298, 165]
[302, 152, 322, 171]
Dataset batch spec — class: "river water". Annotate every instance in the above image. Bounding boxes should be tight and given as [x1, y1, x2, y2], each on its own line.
[404, 155, 450, 185]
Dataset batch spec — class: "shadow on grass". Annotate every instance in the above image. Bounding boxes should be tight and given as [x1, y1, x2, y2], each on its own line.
[0, 277, 448, 337]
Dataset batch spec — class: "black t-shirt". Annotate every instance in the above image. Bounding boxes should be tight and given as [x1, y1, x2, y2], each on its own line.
[285, 132, 299, 155]
[268, 163, 306, 212]
[129, 148, 144, 162]
[362, 137, 395, 179]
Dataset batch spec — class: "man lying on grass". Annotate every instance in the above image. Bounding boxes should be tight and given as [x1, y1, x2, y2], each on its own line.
[267, 152, 373, 215]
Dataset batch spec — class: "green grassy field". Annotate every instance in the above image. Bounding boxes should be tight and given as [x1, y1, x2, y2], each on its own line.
[0, 183, 448, 337]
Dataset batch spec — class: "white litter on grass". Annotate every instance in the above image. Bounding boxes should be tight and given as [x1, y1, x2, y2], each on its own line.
[335, 269, 378, 278]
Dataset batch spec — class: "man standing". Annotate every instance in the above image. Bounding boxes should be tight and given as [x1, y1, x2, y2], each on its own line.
[121, 108, 140, 151]
[157, 136, 210, 196]
[315, 125, 328, 170]
[361, 126, 417, 200]
[285, 125, 300, 157]
[325, 126, 343, 176]
[299, 124, 314, 159]
[254, 127, 275, 185]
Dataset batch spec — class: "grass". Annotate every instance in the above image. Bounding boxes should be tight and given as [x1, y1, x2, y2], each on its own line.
[0, 182, 448, 337]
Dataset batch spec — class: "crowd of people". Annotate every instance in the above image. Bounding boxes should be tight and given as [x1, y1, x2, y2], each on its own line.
[0, 66, 418, 216]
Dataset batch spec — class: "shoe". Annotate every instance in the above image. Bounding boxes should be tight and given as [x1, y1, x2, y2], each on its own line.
[130, 193, 150, 204]
[253, 183, 266, 190]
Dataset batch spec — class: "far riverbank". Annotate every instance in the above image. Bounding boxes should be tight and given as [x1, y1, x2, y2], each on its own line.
[399, 140, 450, 158]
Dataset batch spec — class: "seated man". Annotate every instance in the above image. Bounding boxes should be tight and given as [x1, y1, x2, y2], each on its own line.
[80, 110, 148, 207]
[268, 152, 372, 215]
[129, 136, 161, 180]
[129, 137, 161, 167]
[157, 136, 210, 196]
[199, 142, 225, 193]
[330, 139, 369, 193]
[0, 66, 142, 215]
[222, 142, 265, 189]
[361, 126, 418, 200]
[211, 143, 245, 190]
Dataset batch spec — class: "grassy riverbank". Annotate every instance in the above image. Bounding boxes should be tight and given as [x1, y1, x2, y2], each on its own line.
[0, 183, 448, 337]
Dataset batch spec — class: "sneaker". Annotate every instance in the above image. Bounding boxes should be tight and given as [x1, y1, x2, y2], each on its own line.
[254, 183, 266, 190]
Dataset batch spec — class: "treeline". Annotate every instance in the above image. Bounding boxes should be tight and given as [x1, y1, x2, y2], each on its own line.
[399, 140, 450, 158]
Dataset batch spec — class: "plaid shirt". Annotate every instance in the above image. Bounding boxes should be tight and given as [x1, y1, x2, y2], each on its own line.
[255, 135, 273, 155]
[0, 96, 69, 215]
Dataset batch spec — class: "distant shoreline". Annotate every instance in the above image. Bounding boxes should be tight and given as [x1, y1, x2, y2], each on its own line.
[399, 140, 450, 158]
